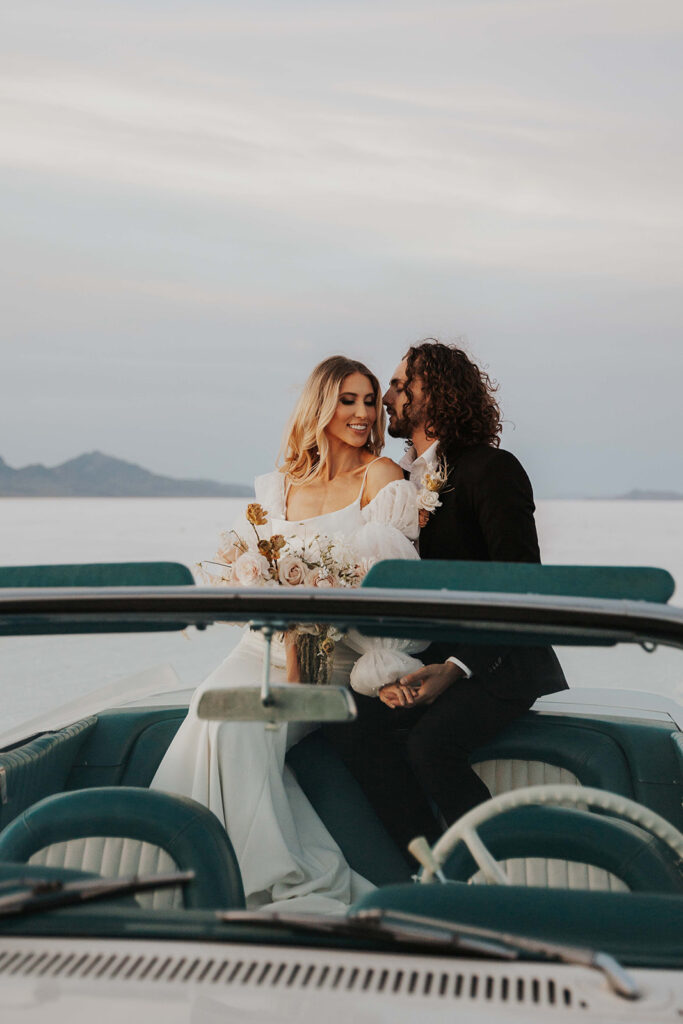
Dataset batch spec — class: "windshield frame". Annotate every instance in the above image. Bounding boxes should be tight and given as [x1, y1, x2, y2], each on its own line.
[1, 585, 683, 648]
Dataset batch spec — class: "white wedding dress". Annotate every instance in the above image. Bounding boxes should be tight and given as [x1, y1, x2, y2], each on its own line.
[151, 468, 423, 914]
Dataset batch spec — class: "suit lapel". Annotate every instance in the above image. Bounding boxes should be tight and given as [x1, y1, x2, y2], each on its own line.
[418, 444, 463, 558]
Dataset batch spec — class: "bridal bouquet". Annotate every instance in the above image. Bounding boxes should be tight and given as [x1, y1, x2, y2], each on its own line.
[197, 502, 372, 683]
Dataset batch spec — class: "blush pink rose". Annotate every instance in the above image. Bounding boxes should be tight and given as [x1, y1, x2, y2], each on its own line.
[278, 555, 306, 586]
[233, 551, 270, 586]
[305, 567, 334, 588]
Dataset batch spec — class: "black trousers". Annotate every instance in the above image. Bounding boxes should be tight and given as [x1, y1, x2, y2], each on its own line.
[324, 680, 533, 858]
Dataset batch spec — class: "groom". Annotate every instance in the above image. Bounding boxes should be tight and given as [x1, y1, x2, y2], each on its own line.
[326, 339, 567, 853]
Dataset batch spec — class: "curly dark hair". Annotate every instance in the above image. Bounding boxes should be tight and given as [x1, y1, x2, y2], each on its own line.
[404, 339, 502, 450]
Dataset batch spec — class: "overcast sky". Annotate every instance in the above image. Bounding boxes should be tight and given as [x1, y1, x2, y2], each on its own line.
[2, 0, 681, 497]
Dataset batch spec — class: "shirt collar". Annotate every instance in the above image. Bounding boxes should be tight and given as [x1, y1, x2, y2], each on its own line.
[400, 440, 440, 480]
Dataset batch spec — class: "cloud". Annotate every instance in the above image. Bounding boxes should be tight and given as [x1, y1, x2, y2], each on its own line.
[1, 0, 682, 491]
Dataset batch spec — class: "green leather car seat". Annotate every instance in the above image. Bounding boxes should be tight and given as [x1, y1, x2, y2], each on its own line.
[0, 562, 194, 588]
[82, 712, 414, 886]
[0, 786, 245, 911]
[469, 713, 634, 800]
[441, 805, 683, 893]
[0, 717, 97, 831]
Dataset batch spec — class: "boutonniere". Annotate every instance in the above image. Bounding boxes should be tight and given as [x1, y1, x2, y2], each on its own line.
[416, 457, 449, 528]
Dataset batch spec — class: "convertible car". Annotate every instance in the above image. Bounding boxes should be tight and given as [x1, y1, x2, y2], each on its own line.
[0, 560, 681, 1023]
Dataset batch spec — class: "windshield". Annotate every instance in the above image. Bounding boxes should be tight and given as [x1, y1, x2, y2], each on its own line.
[0, 490, 681, 736]
[0, 587, 681, 973]
[1, 597, 681, 738]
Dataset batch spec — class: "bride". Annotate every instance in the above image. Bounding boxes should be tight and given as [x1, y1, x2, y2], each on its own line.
[151, 356, 424, 913]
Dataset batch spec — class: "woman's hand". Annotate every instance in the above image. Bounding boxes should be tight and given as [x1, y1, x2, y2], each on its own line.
[378, 682, 412, 707]
[379, 662, 462, 708]
[285, 634, 301, 683]
[398, 662, 463, 705]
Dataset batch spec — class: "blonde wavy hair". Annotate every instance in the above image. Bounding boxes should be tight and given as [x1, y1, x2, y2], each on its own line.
[280, 356, 385, 482]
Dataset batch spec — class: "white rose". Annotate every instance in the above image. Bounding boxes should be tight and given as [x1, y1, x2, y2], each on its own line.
[196, 561, 232, 585]
[418, 490, 442, 511]
[329, 535, 350, 559]
[278, 555, 306, 586]
[285, 536, 304, 556]
[233, 551, 270, 586]
[216, 542, 242, 565]
[305, 538, 322, 562]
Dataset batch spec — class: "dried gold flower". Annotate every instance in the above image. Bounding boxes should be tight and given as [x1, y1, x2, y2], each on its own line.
[258, 538, 273, 559]
[270, 534, 286, 552]
[321, 637, 335, 656]
[246, 503, 268, 526]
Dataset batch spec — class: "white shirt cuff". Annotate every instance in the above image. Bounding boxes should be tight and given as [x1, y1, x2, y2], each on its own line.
[446, 655, 472, 678]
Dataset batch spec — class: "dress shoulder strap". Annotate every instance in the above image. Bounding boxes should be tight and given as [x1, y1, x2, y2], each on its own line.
[358, 457, 383, 505]
[282, 474, 293, 518]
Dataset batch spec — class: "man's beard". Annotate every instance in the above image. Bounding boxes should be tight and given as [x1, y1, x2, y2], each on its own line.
[386, 405, 422, 439]
[386, 414, 412, 439]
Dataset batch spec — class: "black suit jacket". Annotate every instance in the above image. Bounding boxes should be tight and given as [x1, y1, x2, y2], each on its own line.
[418, 444, 567, 701]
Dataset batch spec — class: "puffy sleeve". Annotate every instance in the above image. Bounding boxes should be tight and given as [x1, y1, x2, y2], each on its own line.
[344, 479, 427, 697]
[362, 479, 419, 540]
[225, 470, 283, 540]
[349, 478, 419, 570]
[254, 471, 286, 519]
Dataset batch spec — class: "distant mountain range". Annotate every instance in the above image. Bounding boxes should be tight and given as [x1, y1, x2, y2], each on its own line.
[0, 452, 254, 497]
[615, 489, 683, 500]
[1, 452, 680, 500]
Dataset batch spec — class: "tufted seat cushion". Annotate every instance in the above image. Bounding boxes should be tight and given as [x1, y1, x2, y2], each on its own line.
[0, 787, 245, 910]
[442, 806, 683, 894]
[470, 716, 634, 798]
[464, 718, 651, 892]
[469, 857, 628, 891]
[473, 758, 580, 795]
[0, 718, 97, 831]
[30, 837, 183, 909]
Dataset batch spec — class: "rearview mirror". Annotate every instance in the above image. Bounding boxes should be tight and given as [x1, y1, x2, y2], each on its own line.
[197, 685, 357, 724]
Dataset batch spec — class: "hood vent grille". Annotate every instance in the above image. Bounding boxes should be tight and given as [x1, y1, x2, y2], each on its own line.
[0, 946, 584, 1010]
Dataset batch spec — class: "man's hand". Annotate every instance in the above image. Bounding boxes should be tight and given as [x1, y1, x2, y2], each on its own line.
[398, 662, 463, 706]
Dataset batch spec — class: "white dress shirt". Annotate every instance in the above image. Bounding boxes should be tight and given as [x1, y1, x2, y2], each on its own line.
[401, 442, 472, 679]
[398, 440, 440, 490]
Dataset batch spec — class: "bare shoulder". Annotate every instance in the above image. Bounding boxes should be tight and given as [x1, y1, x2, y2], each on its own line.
[363, 456, 404, 502]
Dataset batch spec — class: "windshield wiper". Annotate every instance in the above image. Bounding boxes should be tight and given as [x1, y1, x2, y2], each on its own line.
[0, 870, 194, 920]
[220, 906, 640, 1000]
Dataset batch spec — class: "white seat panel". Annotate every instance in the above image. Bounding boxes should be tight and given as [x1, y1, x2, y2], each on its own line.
[29, 837, 183, 909]
[473, 758, 579, 796]
[469, 856, 629, 892]
[468, 759, 617, 890]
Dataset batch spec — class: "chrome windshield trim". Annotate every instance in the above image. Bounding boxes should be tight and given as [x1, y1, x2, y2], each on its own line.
[0, 585, 682, 647]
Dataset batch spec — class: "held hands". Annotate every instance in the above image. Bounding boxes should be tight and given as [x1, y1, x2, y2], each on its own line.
[378, 682, 414, 708]
[378, 661, 463, 708]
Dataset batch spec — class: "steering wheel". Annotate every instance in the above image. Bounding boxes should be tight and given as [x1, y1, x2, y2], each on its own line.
[410, 784, 683, 885]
